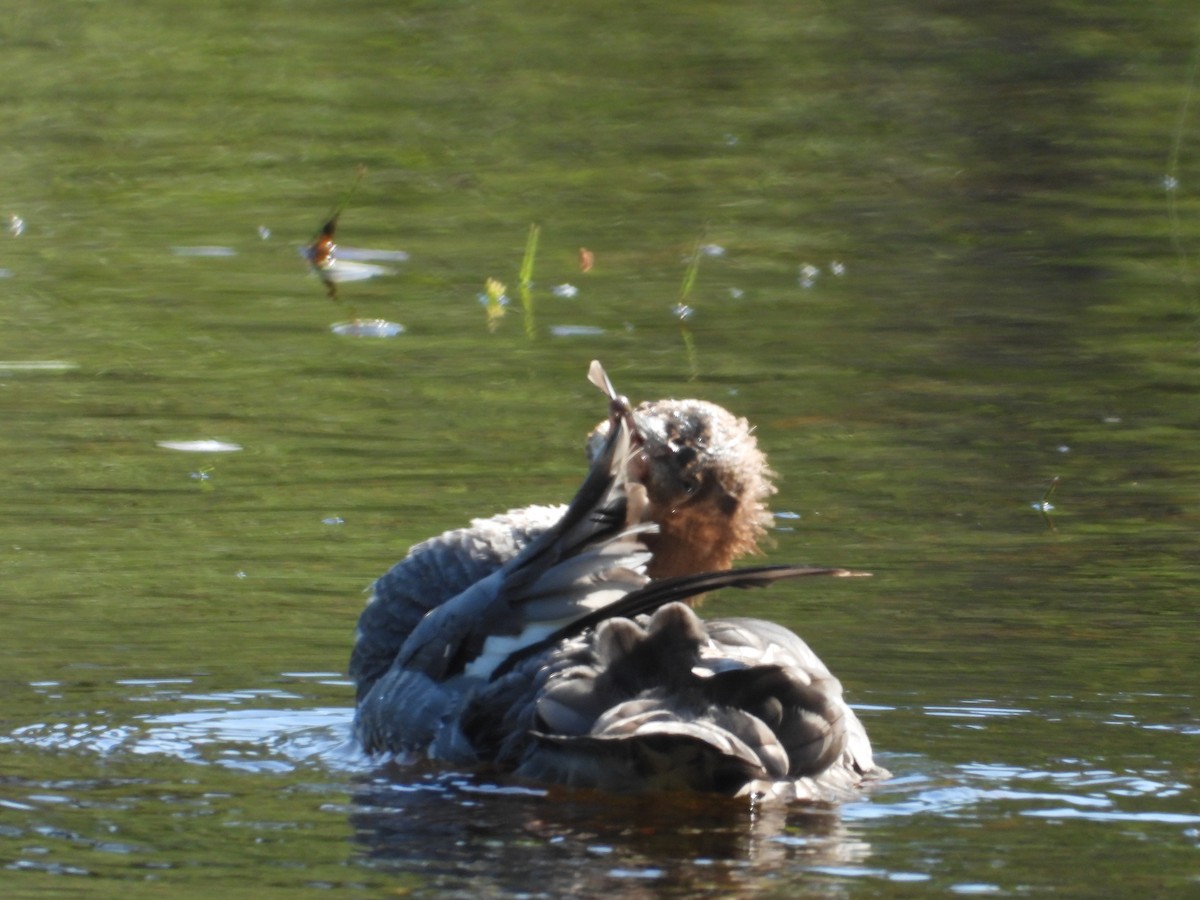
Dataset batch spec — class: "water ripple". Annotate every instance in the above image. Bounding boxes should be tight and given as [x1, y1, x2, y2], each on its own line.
[5, 685, 1194, 837]
[844, 755, 1195, 828]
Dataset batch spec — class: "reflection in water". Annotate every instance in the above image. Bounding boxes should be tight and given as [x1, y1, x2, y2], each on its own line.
[348, 769, 874, 896]
[169, 245, 237, 257]
[330, 318, 406, 337]
[336, 248, 411, 263]
[854, 762, 1199, 826]
[0, 360, 79, 372]
[7, 680, 361, 774]
[155, 439, 244, 452]
[550, 324, 607, 337]
[315, 258, 395, 284]
[2, 680, 879, 893]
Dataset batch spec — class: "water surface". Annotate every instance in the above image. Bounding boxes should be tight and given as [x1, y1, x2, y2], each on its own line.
[2, 1, 1198, 896]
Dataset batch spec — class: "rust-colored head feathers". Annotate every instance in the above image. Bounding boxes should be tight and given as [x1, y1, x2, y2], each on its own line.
[588, 392, 776, 580]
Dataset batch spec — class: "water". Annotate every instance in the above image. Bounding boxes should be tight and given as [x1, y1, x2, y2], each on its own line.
[3, 0, 1199, 895]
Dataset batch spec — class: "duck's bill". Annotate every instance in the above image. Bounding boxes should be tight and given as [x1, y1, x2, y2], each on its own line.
[587, 360, 643, 454]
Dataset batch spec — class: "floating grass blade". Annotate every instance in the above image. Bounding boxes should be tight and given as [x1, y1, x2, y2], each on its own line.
[519, 223, 539, 338]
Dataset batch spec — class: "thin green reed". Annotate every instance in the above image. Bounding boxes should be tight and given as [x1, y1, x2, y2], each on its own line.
[676, 237, 703, 380]
[519, 223, 540, 339]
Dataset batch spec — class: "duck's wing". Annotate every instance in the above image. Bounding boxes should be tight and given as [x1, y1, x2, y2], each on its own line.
[351, 360, 628, 703]
[393, 407, 652, 684]
[355, 409, 649, 755]
[349, 503, 565, 702]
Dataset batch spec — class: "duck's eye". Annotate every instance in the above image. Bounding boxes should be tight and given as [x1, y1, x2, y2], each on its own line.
[674, 446, 697, 468]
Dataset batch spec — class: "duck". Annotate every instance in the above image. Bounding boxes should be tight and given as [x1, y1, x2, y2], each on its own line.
[349, 364, 775, 702]
[350, 363, 886, 801]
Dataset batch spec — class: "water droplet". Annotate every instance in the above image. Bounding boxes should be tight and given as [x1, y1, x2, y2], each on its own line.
[552, 283, 579, 298]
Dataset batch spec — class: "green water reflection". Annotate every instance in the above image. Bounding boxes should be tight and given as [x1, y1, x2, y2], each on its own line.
[2, 0, 1198, 896]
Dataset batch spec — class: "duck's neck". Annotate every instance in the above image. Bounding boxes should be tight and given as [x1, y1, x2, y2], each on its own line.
[643, 511, 745, 582]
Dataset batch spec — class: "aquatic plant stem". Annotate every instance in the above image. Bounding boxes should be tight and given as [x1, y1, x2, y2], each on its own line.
[680, 324, 698, 380]
[677, 237, 704, 380]
[519, 224, 539, 339]
[1039, 476, 1060, 531]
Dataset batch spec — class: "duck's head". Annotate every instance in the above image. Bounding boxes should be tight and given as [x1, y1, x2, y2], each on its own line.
[587, 395, 776, 580]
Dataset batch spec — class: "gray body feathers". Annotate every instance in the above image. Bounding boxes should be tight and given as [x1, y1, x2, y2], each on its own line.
[350, 507, 882, 800]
